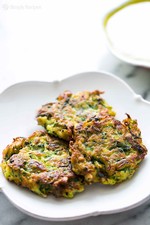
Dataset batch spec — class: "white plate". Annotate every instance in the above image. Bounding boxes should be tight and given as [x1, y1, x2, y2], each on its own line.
[103, 0, 150, 67]
[0, 71, 150, 221]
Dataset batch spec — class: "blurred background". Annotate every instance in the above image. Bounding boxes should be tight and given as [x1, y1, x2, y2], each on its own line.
[0, 0, 150, 100]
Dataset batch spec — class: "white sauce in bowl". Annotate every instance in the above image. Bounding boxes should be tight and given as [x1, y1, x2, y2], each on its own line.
[105, 2, 150, 64]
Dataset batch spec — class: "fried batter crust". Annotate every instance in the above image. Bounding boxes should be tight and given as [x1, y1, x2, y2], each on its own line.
[37, 90, 115, 141]
[70, 114, 147, 184]
[1, 131, 84, 198]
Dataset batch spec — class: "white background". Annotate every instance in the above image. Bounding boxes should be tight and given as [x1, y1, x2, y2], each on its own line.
[0, 0, 123, 92]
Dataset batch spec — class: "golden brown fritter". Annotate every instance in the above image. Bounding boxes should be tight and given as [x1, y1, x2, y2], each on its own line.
[1, 131, 85, 198]
[36, 90, 116, 141]
[70, 114, 147, 185]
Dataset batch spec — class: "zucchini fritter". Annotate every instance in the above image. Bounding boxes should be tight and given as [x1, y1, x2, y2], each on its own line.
[37, 90, 115, 141]
[70, 114, 147, 185]
[1, 131, 84, 198]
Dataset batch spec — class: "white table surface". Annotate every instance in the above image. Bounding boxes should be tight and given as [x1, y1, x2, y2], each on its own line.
[0, 1, 150, 224]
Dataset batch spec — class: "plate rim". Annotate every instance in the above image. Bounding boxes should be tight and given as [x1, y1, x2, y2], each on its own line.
[1, 183, 150, 221]
[0, 70, 142, 96]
